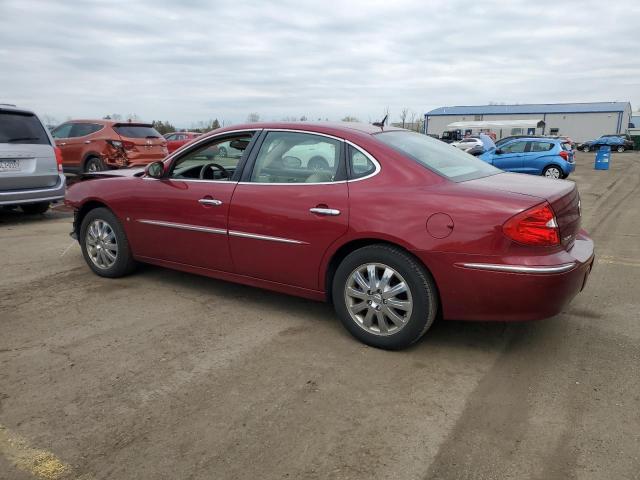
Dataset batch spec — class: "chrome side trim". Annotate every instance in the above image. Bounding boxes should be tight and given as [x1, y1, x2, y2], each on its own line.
[137, 219, 226, 235]
[459, 262, 577, 274]
[228, 230, 307, 245]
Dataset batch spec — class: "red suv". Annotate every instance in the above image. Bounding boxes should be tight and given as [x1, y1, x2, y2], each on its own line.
[164, 131, 202, 153]
[51, 120, 168, 172]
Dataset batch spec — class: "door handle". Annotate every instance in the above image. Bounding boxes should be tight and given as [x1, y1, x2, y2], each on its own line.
[84, 140, 92, 144]
[199, 198, 223, 206]
[59, 142, 66, 146]
[310, 207, 340, 216]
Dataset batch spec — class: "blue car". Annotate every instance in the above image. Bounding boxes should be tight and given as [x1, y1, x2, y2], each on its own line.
[479, 137, 575, 179]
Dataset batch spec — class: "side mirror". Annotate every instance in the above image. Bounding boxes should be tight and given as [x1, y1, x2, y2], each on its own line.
[146, 161, 165, 179]
[495, 148, 504, 154]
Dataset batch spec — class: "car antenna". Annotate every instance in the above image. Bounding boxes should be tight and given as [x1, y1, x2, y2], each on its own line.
[372, 114, 388, 130]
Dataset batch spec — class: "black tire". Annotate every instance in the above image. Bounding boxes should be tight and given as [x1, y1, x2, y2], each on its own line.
[85, 156, 105, 172]
[79, 207, 136, 278]
[616, 145, 625, 153]
[332, 244, 438, 350]
[21, 202, 50, 214]
[582, 145, 590, 152]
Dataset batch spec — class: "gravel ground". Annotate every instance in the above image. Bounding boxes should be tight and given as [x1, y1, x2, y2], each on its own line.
[1, 151, 638, 480]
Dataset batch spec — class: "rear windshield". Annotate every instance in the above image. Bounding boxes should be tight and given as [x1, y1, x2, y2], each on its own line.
[113, 124, 162, 139]
[0, 112, 50, 145]
[376, 131, 500, 182]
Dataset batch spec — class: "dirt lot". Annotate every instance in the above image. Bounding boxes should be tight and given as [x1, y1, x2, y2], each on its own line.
[1, 151, 639, 480]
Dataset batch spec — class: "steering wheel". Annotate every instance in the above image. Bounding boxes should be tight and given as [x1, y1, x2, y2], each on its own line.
[199, 162, 229, 180]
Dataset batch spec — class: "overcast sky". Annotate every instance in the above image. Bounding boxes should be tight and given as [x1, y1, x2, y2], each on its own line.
[1, 0, 639, 127]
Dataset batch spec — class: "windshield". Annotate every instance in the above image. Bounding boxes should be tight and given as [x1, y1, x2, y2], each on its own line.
[375, 131, 500, 182]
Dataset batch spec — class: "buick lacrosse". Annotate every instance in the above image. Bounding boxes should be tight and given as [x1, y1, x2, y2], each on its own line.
[66, 123, 594, 349]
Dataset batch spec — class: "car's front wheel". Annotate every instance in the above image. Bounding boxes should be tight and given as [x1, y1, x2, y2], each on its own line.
[79, 207, 136, 277]
[582, 145, 590, 152]
[332, 244, 438, 350]
[616, 145, 625, 153]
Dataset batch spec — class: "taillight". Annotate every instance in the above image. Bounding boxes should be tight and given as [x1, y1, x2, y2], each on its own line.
[503, 202, 560, 246]
[559, 150, 569, 160]
[54, 147, 63, 172]
[107, 140, 135, 151]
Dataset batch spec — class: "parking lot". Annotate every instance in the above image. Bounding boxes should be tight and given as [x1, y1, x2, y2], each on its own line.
[1, 151, 639, 479]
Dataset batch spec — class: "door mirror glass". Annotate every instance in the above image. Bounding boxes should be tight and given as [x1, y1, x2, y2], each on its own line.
[146, 161, 165, 178]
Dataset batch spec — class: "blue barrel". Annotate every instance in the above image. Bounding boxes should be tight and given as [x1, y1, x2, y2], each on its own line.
[594, 146, 611, 170]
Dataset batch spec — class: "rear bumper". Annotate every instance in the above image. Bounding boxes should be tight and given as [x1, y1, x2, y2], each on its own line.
[414, 231, 595, 321]
[0, 173, 66, 205]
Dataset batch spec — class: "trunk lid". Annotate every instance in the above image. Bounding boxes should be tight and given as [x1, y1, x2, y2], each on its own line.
[465, 172, 581, 247]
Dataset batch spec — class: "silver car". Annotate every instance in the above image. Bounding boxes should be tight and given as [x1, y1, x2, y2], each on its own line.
[0, 104, 66, 213]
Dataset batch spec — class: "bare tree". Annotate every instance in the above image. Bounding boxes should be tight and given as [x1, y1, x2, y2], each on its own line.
[341, 115, 359, 122]
[247, 113, 260, 123]
[399, 108, 409, 128]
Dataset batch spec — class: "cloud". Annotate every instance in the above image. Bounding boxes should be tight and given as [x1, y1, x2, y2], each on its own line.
[1, 0, 638, 126]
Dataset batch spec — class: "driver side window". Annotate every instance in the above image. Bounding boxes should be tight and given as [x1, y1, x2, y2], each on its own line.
[169, 133, 255, 181]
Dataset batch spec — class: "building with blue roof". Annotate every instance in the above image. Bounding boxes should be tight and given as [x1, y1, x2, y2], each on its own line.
[424, 102, 632, 142]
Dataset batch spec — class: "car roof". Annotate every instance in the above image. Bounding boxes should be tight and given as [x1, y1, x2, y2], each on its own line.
[504, 136, 560, 142]
[207, 121, 404, 138]
[61, 119, 154, 127]
[0, 104, 36, 115]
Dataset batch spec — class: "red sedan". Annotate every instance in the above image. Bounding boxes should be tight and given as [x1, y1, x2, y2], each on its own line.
[164, 131, 202, 153]
[65, 122, 594, 350]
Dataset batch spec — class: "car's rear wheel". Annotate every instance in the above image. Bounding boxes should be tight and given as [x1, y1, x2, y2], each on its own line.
[543, 165, 563, 179]
[582, 145, 590, 152]
[616, 145, 625, 153]
[85, 156, 105, 172]
[79, 207, 136, 278]
[21, 202, 50, 214]
[332, 244, 438, 350]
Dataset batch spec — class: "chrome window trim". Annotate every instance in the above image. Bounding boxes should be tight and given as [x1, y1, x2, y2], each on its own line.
[237, 128, 382, 186]
[459, 262, 577, 274]
[137, 219, 226, 235]
[345, 140, 381, 183]
[228, 230, 307, 245]
[163, 128, 261, 165]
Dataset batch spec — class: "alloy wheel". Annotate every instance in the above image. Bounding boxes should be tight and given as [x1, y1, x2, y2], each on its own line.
[544, 167, 561, 179]
[344, 263, 413, 336]
[86, 219, 118, 269]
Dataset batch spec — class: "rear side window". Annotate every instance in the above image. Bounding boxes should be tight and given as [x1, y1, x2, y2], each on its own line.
[561, 143, 572, 151]
[250, 131, 342, 183]
[113, 124, 162, 139]
[348, 146, 376, 179]
[0, 112, 50, 145]
[70, 123, 103, 137]
[530, 141, 554, 152]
